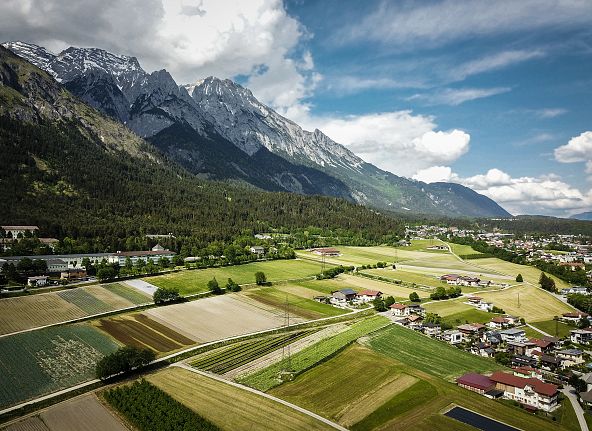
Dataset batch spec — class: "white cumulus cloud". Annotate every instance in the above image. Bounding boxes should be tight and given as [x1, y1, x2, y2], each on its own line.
[298, 111, 470, 177]
[554, 131, 592, 163]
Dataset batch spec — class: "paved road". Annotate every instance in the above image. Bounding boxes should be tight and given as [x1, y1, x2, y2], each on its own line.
[173, 363, 348, 431]
[561, 386, 589, 431]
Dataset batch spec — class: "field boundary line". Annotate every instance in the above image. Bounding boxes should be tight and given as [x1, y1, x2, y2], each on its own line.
[172, 363, 348, 431]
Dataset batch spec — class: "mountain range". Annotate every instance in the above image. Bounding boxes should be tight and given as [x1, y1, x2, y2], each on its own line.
[2, 41, 510, 218]
[570, 212, 592, 221]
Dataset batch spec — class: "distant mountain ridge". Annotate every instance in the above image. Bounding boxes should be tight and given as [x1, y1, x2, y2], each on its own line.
[2, 41, 511, 218]
[570, 211, 592, 221]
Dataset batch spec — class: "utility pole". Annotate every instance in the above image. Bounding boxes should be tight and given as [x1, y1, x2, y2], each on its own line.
[282, 295, 292, 374]
[517, 292, 520, 308]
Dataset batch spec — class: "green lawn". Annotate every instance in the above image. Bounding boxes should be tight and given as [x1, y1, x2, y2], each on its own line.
[531, 319, 574, 338]
[144, 259, 324, 295]
[368, 323, 504, 381]
[448, 242, 482, 256]
[245, 287, 348, 319]
[239, 316, 390, 391]
[439, 308, 497, 326]
[423, 298, 477, 317]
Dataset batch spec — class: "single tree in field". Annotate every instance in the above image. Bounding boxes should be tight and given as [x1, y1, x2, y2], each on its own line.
[516, 273, 523, 282]
[208, 277, 223, 294]
[409, 292, 420, 302]
[255, 271, 267, 285]
[225, 278, 241, 292]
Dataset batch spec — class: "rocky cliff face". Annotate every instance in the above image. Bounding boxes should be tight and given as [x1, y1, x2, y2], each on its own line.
[2, 41, 511, 218]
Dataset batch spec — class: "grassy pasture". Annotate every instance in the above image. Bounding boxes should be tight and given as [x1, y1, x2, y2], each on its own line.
[145, 259, 323, 294]
[148, 367, 335, 431]
[478, 284, 572, 322]
[448, 242, 482, 256]
[471, 257, 571, 289]
[362, 268, 446, 289]
[530, 319, 574, 338]
[0, 324, 118, 409]
[239, 316, 390, 391]
[96, 313, 194, 353]
[422, 298, 476, 317]
[245, 287, 348, 319]
[270, 344, 415, 427]
[298, 245, 441, 267]
[439, 308, 497, 326]
[368, 323, 504, 381]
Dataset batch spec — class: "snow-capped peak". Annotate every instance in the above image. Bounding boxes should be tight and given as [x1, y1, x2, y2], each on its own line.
[2, 41, 57, 74]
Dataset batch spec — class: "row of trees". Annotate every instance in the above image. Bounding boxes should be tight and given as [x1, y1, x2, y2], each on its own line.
[316, 265, 354, 280]
[96, 346, 155, 380]
[430, 285, 462, 300]
[539, 273, 557, 293]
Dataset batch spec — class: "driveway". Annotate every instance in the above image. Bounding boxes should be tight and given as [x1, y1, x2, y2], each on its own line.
[561, 386, 589, 431]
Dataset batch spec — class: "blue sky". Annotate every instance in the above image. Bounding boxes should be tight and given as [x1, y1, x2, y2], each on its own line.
[1, 0, 591, 216]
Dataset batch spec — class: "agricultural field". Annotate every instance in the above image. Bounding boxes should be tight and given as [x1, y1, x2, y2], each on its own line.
[295, 274, 432, 299]
[422, 298, 477, 317]
[270, 344, 409, 427]
[361, 268, 447, 289]
[143, 294, 300, 343]
[147, 367, 336, 431]
[367, 323, 504, 381]
[400, 253, 488, 272]
[239, 315, 390, 391]
[103, 282, 151, 304]
[530, 319, 574, 338]
[298, 245, 439, 267]
[190, 329, 317, 374]
[478, 284, 573, 322]
[0, 283, 149, 336]
[438, 307, 498, 327]
[245, 287, 348, 319]
[470, 257, 571, 289]
[96, 313, 195, 353]
[447, 242, 482, 257]
[2, 394, 129, 431]
[270, 341, 564, 431]
[0, 324, 118, 409]
[144, 259, 324, 295]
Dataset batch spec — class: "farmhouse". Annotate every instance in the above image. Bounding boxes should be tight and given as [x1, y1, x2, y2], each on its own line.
[406, 303, 425, 315]
[330, 288, 357, 305]
[356, 289, 382, 303]
[311, 247, 341, 256]
[440, 274, 481, 286]
[571, 328, 592, 344]
[390, 303, 408, 316]
[27, 275, 49, 287]
[407, 314, 423, 329]
[488, 316, 511, 329]
[456, 373, 496, 395]
[489, 371, 559, 411]
[249, 246, 265, 255]
[60, 268, 87, 280]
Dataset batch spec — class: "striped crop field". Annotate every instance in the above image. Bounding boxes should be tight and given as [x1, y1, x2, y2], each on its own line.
[190, 329, 318, 375]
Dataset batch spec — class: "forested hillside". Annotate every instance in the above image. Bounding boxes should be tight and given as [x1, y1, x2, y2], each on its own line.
[0, 46, 403, 251]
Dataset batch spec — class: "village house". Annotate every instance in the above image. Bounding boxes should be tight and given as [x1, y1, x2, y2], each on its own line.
[330, 288, 357, 306]
[406, 303, 425, 315]
[570, 328, 592, 345]
[422, 322, 441, 337]
[27, 275, 49, 287]
[513, 366, 543, 380]
[470, 342, 495, 357]
[488, 371, 559, 411]
[507, 340, 539, 357]
[488, 316, 512, 330]
[440, 274, 481, 286]
[60, 268, 87, 280]
[390, 303, 408, 317]
[407, 314, 423, 329]
[511, 355, 538, 369]
[556, 349, 585, 368]
[249, 246, 265, 255]
[457, 324, 486, 341]
[356, 289, 382, 303]
[498, 328, 526, 343]
[529, 338, 555, 353]
[561, 286, 590, 295]
[441, 329, 463, 345]
[561, 312, 589, 323]
[539, 354, 561, 371]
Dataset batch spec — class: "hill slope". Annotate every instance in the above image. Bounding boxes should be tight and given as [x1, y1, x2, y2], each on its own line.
[0, 46, 403, 247]
[3, 41, 510, 218]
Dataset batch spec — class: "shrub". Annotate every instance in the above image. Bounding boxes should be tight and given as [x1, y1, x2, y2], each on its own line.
[255, 271, 267, 285]
[516, 273, 523, 282]
[208, 277, 223, 294]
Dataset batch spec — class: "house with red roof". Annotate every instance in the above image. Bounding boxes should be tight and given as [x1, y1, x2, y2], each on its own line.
[357, 289, 382, 303]
[456, 373, 496, 395]
[390, 303, 408, 317]
[489, 371, 559, 411]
